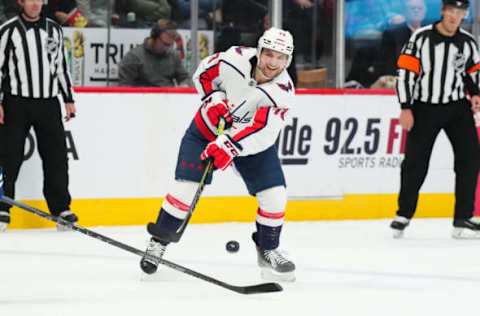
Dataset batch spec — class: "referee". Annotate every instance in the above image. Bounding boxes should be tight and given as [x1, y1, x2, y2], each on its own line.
[0, 0, 78, 231]
[390, 0, 480, 239]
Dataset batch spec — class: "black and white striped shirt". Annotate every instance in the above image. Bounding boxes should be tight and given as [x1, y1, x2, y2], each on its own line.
[0, 15, 74, 102]
[396, 22, 480, 108]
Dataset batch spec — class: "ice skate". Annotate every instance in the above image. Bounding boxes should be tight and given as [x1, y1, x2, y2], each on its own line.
[0, 211, 10, 232]
[256, 247, 296, 282]
[56, 210, 78, 231]
[452, 217, 480, 239]
[390, 216, 410, 238]
[140, 238, 167, 275]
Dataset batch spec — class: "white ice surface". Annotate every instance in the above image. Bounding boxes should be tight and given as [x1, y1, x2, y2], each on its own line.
[1, 219, 480, 316]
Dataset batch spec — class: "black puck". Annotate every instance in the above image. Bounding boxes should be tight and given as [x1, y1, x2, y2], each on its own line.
[226, 240, 240, 253]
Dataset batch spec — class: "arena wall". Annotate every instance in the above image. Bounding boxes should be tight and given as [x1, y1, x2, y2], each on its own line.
[9, 88, 464, 228]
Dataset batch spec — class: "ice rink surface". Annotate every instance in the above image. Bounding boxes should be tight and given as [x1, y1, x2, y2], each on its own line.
[1, 219, 480, 316]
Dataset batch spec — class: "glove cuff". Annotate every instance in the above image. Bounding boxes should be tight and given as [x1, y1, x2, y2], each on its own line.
[224, 134, 243, 152]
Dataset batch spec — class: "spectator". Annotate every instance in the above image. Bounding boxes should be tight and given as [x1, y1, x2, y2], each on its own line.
[167, 0, 222, 29]
[118, 19, 191, 87]
[113, 0, 171, 28]
[344, 0, 398, 88]
[344, 47, 379, 88]
[76, 0, 109, 27]
[0, 2, 6, 24]
[45, 0, 89, 27]
[215, 0, 267, 52]
[371, 0, 426, 89]
[283, 0, 316, 63]
[0, 0, 21, 23]
[345, 0, 393, 41]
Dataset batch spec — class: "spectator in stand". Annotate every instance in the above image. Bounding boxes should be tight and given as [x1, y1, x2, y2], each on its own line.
[76, 0, 109, 27]
[45, 0, 89, 27]
[344, 0, 396, 88]
[283, 0, 316, 63]
[167, 0, 222, 29]
[371, 0, 426, 89]
[0, 2, 6, 24]
[0, 0, 21, 23]
[118, 19, 191, 87]
[215, 0, 268, 52]
[113, 0, 171, 28]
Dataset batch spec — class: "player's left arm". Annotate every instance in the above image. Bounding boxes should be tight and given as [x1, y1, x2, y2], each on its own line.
[200, 104, 291, 170]
[225, 89, 294, 156]
[227, 106, 290, 156]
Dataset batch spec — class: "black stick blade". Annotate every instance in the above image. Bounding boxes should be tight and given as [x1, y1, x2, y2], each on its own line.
[235, 282, 283, 294]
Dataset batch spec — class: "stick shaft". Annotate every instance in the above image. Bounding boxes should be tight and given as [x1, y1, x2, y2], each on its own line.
[175, 118, 226, 236]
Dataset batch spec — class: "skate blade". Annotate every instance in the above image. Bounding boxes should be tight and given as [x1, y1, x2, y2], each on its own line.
[0, 223, 7, 232]
[392, 229, 404, 239]
[261, 268, 296, 282]
[452, 228, 480, 239]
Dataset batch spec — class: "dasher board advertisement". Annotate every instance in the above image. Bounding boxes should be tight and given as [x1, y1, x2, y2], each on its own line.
[62, 28, 214, 86]
[14, 93, 456, 201]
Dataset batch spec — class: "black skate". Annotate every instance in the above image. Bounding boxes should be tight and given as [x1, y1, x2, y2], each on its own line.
[0, 211, 10, 232]
[256, 247, 296, 282]
[390, 216, 410, 238]
[140, 238, 167, 274]
[56, 210, 79, 231]
[452, 217, 480, 239]
[147, 222, 179, 243]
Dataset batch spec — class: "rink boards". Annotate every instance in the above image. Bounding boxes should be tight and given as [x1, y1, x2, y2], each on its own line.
[9, 89, 465, 228]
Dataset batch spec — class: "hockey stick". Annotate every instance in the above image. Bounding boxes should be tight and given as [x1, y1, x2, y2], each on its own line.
[0, 195, 282, 295]
[174, 118, 226, 238]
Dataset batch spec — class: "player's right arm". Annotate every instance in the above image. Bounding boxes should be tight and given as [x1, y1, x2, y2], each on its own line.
[192, 52, 233, 132]
[192, 52, 226, 100]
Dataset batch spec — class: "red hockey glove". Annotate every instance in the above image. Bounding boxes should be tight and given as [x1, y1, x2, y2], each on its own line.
[200, 135, 242, 170]
[205, 99, 233, 127]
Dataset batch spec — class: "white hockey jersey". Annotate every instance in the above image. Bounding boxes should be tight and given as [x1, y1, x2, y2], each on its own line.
[192, 46, 295, 156]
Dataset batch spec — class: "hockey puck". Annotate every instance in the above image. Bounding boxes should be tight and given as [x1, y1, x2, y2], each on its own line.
[226, 240, 240, 253]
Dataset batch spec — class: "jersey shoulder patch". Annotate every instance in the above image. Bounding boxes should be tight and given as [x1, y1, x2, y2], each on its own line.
[234, 46, 249, 55]
[257, 74, 295, 108]
[277, 81, 294, 93]
[224, 46, 256, 62]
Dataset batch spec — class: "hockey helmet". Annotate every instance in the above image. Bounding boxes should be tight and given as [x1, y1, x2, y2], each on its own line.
[257, 27, 294, 68]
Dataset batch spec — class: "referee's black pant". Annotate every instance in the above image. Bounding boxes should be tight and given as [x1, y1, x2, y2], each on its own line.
[0, 94, 71, 216]
[397, 99, 480, 220]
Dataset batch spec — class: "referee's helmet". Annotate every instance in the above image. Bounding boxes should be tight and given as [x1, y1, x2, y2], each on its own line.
[442, 0, 469, 9]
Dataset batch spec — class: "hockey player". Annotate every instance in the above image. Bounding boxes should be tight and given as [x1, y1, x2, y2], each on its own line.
[140, 27, 296, 282]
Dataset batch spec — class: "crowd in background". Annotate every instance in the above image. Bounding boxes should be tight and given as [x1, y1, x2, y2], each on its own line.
[0, 0, 475, 88]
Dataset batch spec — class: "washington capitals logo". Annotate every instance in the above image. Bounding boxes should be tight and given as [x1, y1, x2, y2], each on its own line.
[277, 82, 293, 92]
[235, 46, 247, 55]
